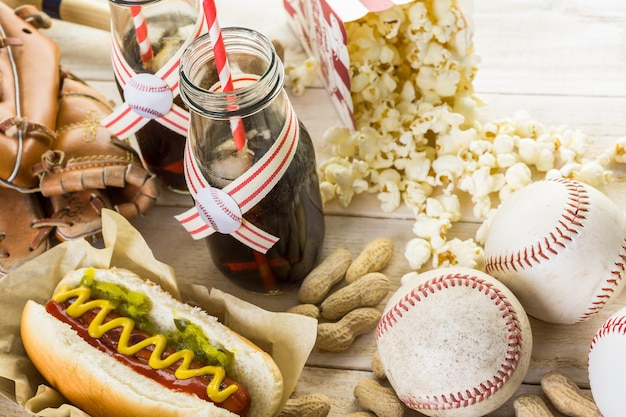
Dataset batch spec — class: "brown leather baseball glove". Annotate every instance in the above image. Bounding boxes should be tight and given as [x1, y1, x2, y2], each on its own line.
[0, 4, 59, 275]
[33, 70, 160, 241]
[0, 4, 160, 276]
[0, 3, 59, 191]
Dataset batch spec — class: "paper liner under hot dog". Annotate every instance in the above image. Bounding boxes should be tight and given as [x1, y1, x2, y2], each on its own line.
[0, 209, 317, 417]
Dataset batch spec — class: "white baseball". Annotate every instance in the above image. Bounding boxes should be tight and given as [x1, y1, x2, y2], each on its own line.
[124, 73, 173, 119]
[376, 267, 532, 417]
[195, 186, 242, 234]
[484, 178, 626, 324]
[588, 305, 626, 417]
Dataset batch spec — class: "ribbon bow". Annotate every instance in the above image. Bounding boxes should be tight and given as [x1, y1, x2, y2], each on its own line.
[100, 4, 208, 139]
[175, 96, 300, 254]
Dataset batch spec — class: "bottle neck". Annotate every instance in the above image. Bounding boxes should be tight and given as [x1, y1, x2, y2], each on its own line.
[179, 27, 285, 120]
[108, 0, 199, 73]
[108, 0, 163, 5]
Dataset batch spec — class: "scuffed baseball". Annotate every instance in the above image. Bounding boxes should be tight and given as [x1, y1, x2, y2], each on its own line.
[588, 305, 626, 417]
[484, 178, 626, 324]
[124, 73, 173, 119]
[195, 186, 242, 234]
[376, 267, 532, 417]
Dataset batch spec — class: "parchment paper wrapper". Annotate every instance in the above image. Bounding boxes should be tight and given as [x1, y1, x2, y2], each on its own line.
[283, 0, 474, 129]
[0, 209, 317, 416]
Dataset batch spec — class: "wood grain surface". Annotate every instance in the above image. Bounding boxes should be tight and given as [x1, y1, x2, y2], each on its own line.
[3, 0, 626, 416]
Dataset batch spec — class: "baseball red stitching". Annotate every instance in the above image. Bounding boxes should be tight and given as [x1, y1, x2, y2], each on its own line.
[484, 179, 588, 274]
[127, 77, 170, 94]
[590, 314, 626, 353]
[197, 188, 242, 233]
[579, 243, 626, 322]
[209, 187, 242, 224]
[376, 272, 524, 411]
[198, 203, 218, 231]
[483, 178, 626, 323]
[128, 104, 166, 118]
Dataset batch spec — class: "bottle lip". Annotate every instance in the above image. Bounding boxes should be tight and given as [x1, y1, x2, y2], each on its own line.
[179, 27, 284, 119]
[108, 0, 161, 5]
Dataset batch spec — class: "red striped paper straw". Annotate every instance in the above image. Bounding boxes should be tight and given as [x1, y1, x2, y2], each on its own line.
[203, 0, 247, 151]
[130, 5, 154, 67]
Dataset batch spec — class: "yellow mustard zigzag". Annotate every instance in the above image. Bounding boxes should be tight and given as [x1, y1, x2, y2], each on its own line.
[52, 285, 238, 403]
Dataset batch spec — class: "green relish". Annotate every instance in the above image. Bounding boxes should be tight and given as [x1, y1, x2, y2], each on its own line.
[78, 267, 232, 369]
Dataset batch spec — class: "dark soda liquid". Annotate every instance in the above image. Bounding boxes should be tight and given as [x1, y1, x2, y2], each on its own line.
[202, 122, 325, 294]
[118, 25, 190, 193]
[135, 102, 188, 193]
[115, 80, 188, 193]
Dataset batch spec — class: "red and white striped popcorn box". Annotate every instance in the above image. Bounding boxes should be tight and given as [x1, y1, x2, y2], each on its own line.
[283, 0, 474, 130]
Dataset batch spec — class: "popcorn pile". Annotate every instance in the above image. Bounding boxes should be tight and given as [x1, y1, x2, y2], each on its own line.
[285, 0, 623, 273]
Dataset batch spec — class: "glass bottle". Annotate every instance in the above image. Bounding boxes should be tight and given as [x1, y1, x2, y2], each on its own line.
[108, 0, 200, 193]
[179, 27, 325, 294]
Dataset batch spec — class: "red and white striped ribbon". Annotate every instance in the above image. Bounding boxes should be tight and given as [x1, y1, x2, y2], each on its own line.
[101, 3, 208, 139]
[129, 6, 153, 66]
[203, 0, 246, 151]
[175, 80, 300, 253]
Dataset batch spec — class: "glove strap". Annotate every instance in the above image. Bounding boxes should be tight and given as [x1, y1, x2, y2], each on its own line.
[0, 36, 22, 48]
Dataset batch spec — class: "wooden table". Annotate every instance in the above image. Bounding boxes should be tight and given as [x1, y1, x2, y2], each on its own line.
[4, 0, 626, 415]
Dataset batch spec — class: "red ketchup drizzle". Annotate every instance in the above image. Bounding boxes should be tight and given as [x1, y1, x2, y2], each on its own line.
[45, 299, 250, 416]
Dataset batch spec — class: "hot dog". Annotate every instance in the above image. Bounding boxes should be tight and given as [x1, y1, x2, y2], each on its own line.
[20, 267, 283, 417]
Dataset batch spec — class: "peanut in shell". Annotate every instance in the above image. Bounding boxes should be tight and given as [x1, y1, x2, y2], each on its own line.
[298, 248, 352, 304]
[320, 272, 390, 320]
[345, 237, 394, 283]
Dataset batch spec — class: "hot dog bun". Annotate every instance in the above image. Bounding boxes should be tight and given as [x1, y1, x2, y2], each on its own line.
[20, 267, 283, 417]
